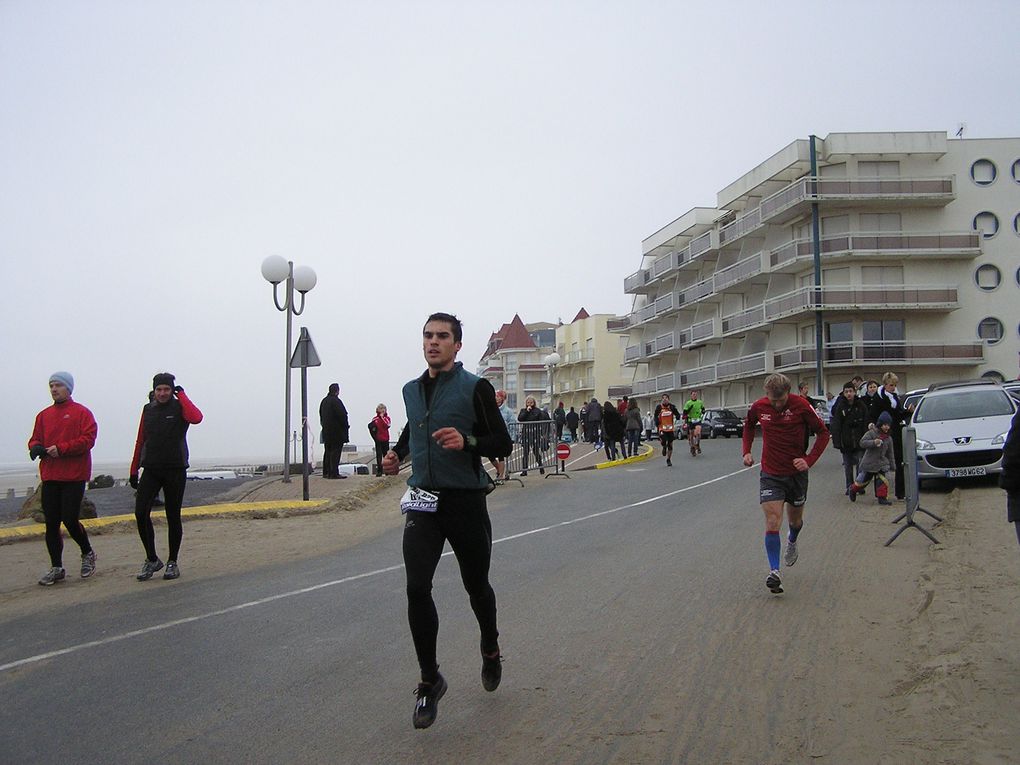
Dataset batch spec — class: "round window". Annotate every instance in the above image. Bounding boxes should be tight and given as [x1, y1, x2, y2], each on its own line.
[981, 370, 1005, 383]
[975, 264, 1002, 291]
[973, 211, 999, 239]
[1013, 159, 1020, 183]
[971, 159, 997, 186]
[978, 317, 1004, 344]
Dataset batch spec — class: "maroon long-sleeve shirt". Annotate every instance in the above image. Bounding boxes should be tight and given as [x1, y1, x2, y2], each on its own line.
[742, 394, 830, 476]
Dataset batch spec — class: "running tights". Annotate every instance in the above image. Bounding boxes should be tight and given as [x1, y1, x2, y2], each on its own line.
[135, 467, 187, 562]
[402, 489, 499, 682]
[41, 480, 92, 568]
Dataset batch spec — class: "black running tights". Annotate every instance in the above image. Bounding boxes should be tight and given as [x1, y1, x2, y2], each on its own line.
[41, 480, 91, 568]
[402, 489, 499, 681]
[135, 467, 187, 562]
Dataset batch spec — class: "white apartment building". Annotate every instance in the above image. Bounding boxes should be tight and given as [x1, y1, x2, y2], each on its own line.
[613, 131, 1020, 414]
[553, 308, 632, 412]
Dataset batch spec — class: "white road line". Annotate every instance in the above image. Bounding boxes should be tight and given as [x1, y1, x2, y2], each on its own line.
[0, 466, 753, 674]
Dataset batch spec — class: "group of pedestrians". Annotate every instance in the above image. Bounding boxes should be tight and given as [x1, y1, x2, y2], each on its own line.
[29, 371, 203, 586]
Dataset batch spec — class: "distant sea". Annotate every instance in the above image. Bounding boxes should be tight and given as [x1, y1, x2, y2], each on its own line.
[0, 456, 283, 495]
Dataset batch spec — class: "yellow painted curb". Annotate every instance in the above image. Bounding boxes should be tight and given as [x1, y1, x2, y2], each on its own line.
[0, 499, 331, 542]
[594, 444, 656, 469]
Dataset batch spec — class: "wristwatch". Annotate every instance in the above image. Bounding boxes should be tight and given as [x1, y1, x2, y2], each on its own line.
[465, 434, 478, 451]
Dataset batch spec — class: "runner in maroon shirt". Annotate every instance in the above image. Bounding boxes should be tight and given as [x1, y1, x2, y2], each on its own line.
[742, 373, 830, 594]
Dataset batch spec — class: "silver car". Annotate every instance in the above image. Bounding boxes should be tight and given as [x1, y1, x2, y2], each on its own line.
[913, 383, 1017, 483]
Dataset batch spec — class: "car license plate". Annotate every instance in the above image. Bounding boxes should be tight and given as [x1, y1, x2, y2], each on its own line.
[946, 467, 986, 478]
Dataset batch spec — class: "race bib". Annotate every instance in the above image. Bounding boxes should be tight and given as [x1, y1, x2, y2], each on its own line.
[400, 487, 440, 514]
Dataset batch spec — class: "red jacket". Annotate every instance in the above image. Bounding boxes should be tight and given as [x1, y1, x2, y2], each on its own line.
[742, 394, 830, 476]
[372, 413, 391, 442]
[28, 398, 98, 482]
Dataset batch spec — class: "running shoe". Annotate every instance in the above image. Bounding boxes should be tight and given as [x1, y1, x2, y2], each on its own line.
[38, 567, 66, 586]
[136, 558, 164, 581]
[878, 498, 892, 506]
[848, 486, 857, 503]
[412, 673, 448, 729]
[766, 570, 783, 594]
[784, 540, 798, 567]
[697, 446, 702, 455]
[481, 650, 502, 692]
[539, 467, 545, 475]
[163, 561, 181, 580]
[80, 550, 97, 578]
[666, 458, 672, 467]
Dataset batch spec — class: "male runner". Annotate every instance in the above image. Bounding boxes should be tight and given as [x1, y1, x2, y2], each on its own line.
[382, 312, 512, 730]
[654, 394, 681, 467]
[742, 373, 829, 594]
[682, 390, 706, 456]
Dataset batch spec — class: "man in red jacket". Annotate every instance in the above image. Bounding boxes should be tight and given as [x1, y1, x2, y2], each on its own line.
[129, 372, 203, 581]
[28, 371, 98, 586]
[742, 373, 830, 595]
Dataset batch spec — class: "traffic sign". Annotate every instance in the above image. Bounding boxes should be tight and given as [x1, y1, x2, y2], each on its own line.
[556, 443, 571, 460]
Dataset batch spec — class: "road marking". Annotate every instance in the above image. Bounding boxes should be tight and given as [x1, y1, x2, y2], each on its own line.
[0, 466, 753, 674]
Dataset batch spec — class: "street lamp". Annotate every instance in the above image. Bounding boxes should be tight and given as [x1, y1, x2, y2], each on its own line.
[544, 352, 561, 411]
[261, 255, 317, 483]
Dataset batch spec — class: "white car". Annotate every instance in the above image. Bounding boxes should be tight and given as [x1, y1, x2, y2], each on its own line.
[912, 382, 1017, 484]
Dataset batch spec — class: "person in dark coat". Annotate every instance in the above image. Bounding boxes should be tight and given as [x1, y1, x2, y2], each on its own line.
[319, 383, 350, 479]
[860, 380, 884, 427]
[518, 396, 550, 476]
[565, 406, 580, 443]
[552, 401, 566, 441]
[1000, 388, 1020, 548]
[601, 400, 626, 461]
[829, 380, 870, 493]
[585, 398, 603, 448]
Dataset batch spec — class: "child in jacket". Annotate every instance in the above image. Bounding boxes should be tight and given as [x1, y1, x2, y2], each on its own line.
[849, 410, 895, 505]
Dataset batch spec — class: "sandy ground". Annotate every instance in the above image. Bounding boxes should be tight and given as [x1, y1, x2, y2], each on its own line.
[1, 475, 1017, 763]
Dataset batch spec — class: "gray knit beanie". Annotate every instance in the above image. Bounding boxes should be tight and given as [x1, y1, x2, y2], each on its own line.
[49, 371, 74, 394]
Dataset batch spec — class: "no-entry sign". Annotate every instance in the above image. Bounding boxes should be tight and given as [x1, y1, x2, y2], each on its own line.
[556, 443, 571, 461]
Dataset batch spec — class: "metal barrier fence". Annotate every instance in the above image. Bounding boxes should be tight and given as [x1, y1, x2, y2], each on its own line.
[885, 426, 942, 546]
[496, 420, 561, 479]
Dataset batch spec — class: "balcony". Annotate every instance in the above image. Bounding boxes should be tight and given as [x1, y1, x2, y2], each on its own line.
[683, 364, 717, 387]
[713, 252, 764, 292]
[770, 231, 981, 271]
[608, 385, 633, 398]
[654, 292, 676, 316]
[688, 318, 716, 345]
[624, 344, 642, 364]
[575, 376, 596, 391]
[678, 277, 714, 306]
[562, 349, 596, 365]
[675, 231, 716, 271]
[716, 352, 768, 381]
[773, 340, 984, 370]
[718, 205, 763, 246]
[760, 175, 955, 226]
[607, 315, 631, 332]
[624, 268, 655, 294]
[721, 305, 765, 335]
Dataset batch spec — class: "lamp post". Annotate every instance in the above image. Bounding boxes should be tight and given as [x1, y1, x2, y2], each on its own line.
[261, 255, 317, 483]
[544, 352, 561, 411]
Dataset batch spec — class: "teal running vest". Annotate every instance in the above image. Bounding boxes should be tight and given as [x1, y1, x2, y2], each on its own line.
[402, 362, 487, 490]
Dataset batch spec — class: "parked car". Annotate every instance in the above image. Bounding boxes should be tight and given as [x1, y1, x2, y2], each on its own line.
[912, 382, 1017, 485]
[702, 408, 745, 438]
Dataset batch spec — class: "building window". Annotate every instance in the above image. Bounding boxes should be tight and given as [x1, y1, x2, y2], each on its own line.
[1014, 212, 1020, 236]
[825, 321, 853, 344]
[981, 370, 1005, 383]
[863, 320, 904, 342]
[975, 264, 1002, 291]
[973, 211, 999, 239]
[1013, 159, 1020, 183]
[970, 159, 997, 186]
[978, 317, 1004, 344]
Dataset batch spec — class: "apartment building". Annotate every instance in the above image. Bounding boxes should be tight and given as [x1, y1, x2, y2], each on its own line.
[553, 308, 632, 412]
[477, 314, 556, 411]
[614, 131, 1020, 414]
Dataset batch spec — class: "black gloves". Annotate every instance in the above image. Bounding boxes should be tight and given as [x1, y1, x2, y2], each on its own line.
[129, 474, 139, 489]
[174, 385, 184, 394]
[29, 444, 47, 461]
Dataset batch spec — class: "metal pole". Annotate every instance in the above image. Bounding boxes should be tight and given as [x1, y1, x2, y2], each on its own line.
[809, 135, 824, 397]
[301, 365, 310, 501]
[283, 262, 294, 482]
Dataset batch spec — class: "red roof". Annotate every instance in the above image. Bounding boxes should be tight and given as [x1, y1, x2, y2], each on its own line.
[571, 307, 590, 322]
[482, 313, 536, 360]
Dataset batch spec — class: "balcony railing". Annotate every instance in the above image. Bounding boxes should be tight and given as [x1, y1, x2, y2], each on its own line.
[563, 349, 595, 365]
[770, 231, 981, 269]
[679, 277, 714, 306]
[652, 251, 677, 280]
[575, 376, 596, 390]
[685, 364, 717, 386]
[624, 345, 642, 364]
[689, 318, 715, 344]
[654, 292, 675, 315]
[719, 205, 763, 245]
[607, 316, 631, 332]
[713, 252, 763, 291]
[773, 340, 984, 369]
[760, 175, 955, 223]
[716, 352, 768, 381]
[624, 268, 654, 294]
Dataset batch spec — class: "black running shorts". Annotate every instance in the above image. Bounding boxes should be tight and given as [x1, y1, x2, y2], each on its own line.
[759, 470, 809, 506]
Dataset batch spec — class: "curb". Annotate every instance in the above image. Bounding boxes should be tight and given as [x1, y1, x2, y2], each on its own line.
[0, 499, 331, 544]
[594, 445, 655, 469]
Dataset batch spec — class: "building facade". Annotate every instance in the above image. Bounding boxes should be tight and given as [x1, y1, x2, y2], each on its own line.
[477, 314, 556, 411]
[553, 308, 632, 412]
[614, 131, 1020, 414]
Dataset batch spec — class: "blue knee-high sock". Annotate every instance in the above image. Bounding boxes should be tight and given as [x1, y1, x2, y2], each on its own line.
[788, 523, 802, 543]
[765, 531, 781, 571]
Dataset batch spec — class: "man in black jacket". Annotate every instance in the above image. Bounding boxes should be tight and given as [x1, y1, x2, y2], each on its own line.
[829, 381, 870, 494]
[319, 383, 350, 479]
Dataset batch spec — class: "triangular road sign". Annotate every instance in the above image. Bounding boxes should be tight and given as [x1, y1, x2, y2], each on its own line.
[290, 326, 322, 368]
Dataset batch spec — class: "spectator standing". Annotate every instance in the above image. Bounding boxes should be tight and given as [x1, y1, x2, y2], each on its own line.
[643, 410, 654, 442]
[829, 381, 870, 494]
[601, 400, 626, 461]
[578, 403, 589, 442]
[370, 404, 392, 477]
[861, 380, 884, 426]
[585, 398, 603, 448]
[878, 372, 914, 500]
[624, 399, 643, 458]
[553, 401, 566, 442]
[617, 397, 628, 416]
[518, 396, 550, 476]
[319, 383, 350, 479]
[129, 373, 203, 581]
[1000, 382, 1020, 548]
[565, 406, 579, 443]
[490, 389, 516, 482]
[28, 372, 98, 586]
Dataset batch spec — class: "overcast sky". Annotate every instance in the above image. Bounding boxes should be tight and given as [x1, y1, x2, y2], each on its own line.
[2, 0, 1017, 466]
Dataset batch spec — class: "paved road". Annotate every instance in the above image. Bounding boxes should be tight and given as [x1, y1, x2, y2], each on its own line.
[0, 443, 908, 763]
